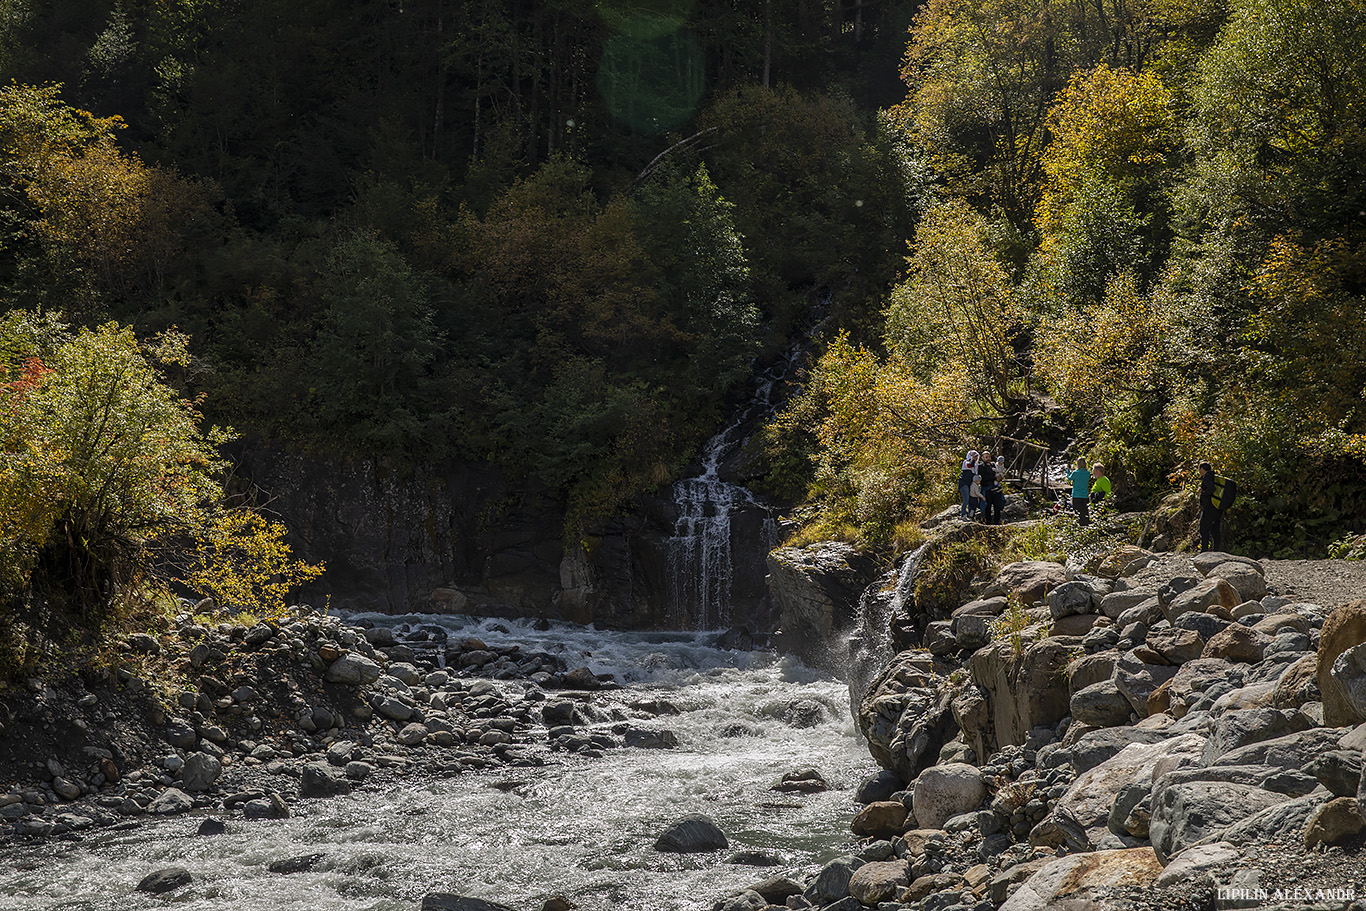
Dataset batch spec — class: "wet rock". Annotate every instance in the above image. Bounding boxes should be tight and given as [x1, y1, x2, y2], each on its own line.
[851, 801, 908, 838]
[182, 752, 222, 792]
[767, 544, 880, 665]
[772, 769, 826, 793]
[710, 891, 766, 911]
[147, 788, 194, 815]
[196, 818, 227, 836]
[912, 763, 985, 829]
[856, 769, 905, 804]
[654, 813, 728, 852]
[1304, 797, 1364, 848]
[242, 795, 290, 819]
[622, 727, 678, 749]
[999, 848, 1162, 911]
[741, 875, 803, 904]
[300, 762, 350, 798]
[804, 855, 865, 906]
[726, 851, 782, 866]
[858, 651, 958, 780]
[847, 859, 910, 906]
[136, 867, 192, 894]
[1318, 600, 1366, 725]
[269, 853, 325, 874]
[421, 896, 518, 911]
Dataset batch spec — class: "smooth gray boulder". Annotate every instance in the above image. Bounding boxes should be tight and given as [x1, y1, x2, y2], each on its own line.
[654, 814, 728, 852]
[1070, 680, 1134, 727]
[1149, 781, 1290, 863]
[326, 653, 382, 685]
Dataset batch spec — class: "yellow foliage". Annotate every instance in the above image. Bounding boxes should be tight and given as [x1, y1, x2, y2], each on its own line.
[1038, 63, 1177, 243]
[1033, 272, 1174, 414]
[185, 511, 325, 621]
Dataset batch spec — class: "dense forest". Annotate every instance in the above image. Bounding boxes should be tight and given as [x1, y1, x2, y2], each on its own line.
[2, 0, 1365, 672]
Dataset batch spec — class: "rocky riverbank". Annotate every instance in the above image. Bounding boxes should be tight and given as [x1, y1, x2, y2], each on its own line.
[708, 531, 1366, 911]
[0, 607, 688, 853]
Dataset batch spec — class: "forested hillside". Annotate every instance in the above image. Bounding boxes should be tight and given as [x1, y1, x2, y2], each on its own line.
[765, 0, 1366, 556]
[1, 0, 1365, 671]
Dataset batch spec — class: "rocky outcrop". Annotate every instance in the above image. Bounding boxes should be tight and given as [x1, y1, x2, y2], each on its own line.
[231, 446, 783, 632]
[1318, 601, 1366, 726]
[769, 543, 880, 671]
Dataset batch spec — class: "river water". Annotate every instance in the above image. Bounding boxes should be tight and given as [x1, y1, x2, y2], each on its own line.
[0, 615, 874, 911]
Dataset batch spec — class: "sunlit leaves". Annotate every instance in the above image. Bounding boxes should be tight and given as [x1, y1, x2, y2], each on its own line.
[185, 510, 324, 620]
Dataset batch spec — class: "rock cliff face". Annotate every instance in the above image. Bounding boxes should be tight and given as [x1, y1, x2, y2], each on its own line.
[229, 446, 780, 632]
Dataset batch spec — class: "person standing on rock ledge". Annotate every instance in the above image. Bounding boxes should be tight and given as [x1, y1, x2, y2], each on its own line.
[1198, 460, 1222, 552]
[1069, 458, 1091, 526]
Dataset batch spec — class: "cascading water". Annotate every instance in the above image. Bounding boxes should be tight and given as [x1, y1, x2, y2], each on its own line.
[0, 615, 874, 911]
[666, 352, 796, 630]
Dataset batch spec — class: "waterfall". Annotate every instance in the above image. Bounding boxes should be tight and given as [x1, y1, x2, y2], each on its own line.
[666, 352, 796, 630]
[847, 543, 929, 711]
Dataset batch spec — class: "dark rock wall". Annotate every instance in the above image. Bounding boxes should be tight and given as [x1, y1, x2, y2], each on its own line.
[228, 446, 779, 633]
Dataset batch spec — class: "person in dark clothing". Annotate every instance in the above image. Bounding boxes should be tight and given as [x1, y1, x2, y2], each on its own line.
[978, 451, 999, 525]
[1198, 461, 1222, 552]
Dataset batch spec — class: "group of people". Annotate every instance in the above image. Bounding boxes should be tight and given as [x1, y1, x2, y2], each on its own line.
[1066, 458, 1110, 526]
[958, 450, 1007, 524]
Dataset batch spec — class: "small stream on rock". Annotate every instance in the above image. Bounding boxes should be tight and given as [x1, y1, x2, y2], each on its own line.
[0, 615, 874, 911]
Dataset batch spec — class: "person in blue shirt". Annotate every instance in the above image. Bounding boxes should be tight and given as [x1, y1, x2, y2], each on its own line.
[1069, 458, 1091, 526]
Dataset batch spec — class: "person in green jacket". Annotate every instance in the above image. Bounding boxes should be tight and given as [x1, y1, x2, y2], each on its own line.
[1089, 463, 1111, 511]
[1069, 458, 1091, 526]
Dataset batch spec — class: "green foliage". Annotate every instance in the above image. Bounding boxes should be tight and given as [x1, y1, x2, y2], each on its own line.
[989, 592, 1033, 655]
[914, 535, 993, 616]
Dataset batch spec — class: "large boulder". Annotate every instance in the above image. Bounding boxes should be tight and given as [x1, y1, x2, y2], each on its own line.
[326, 653, 383, 685]
[982, 561, 1068, 606]
[848, 860, 911, 906]
[1163, 578, 1240, 623]
[1047, 735, 1205, 851]
[1149, 781, 1290, 863]
[1200, 708, 1306, 765]
[1328, 643, 1366, 726]
[1113, 651, 1180, 717]
[181, 752, 222, 792]
[969, 637, 1074, 752]
[1202, 624, 1270, 663]
[1304, 797, 1365, 849]
[654, 814, 728, 853]
[857, 651, 959, 781]
[850, 801, 908, 839]
[1070, 680, 1134, 727]
[911, 763, 985, 829]
[999, 848, 1162, 911]
[1206, 562, 1268, 602]
[1192, 552, 1264, 577]
[768, 543, 879, 670]
[1318, 601, 1366, 726]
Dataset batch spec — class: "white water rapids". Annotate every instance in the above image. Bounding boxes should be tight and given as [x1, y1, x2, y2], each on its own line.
[0, 615, 874, 910]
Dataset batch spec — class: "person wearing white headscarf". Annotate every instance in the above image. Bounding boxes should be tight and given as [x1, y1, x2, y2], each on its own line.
[958, 450, 978, 519]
